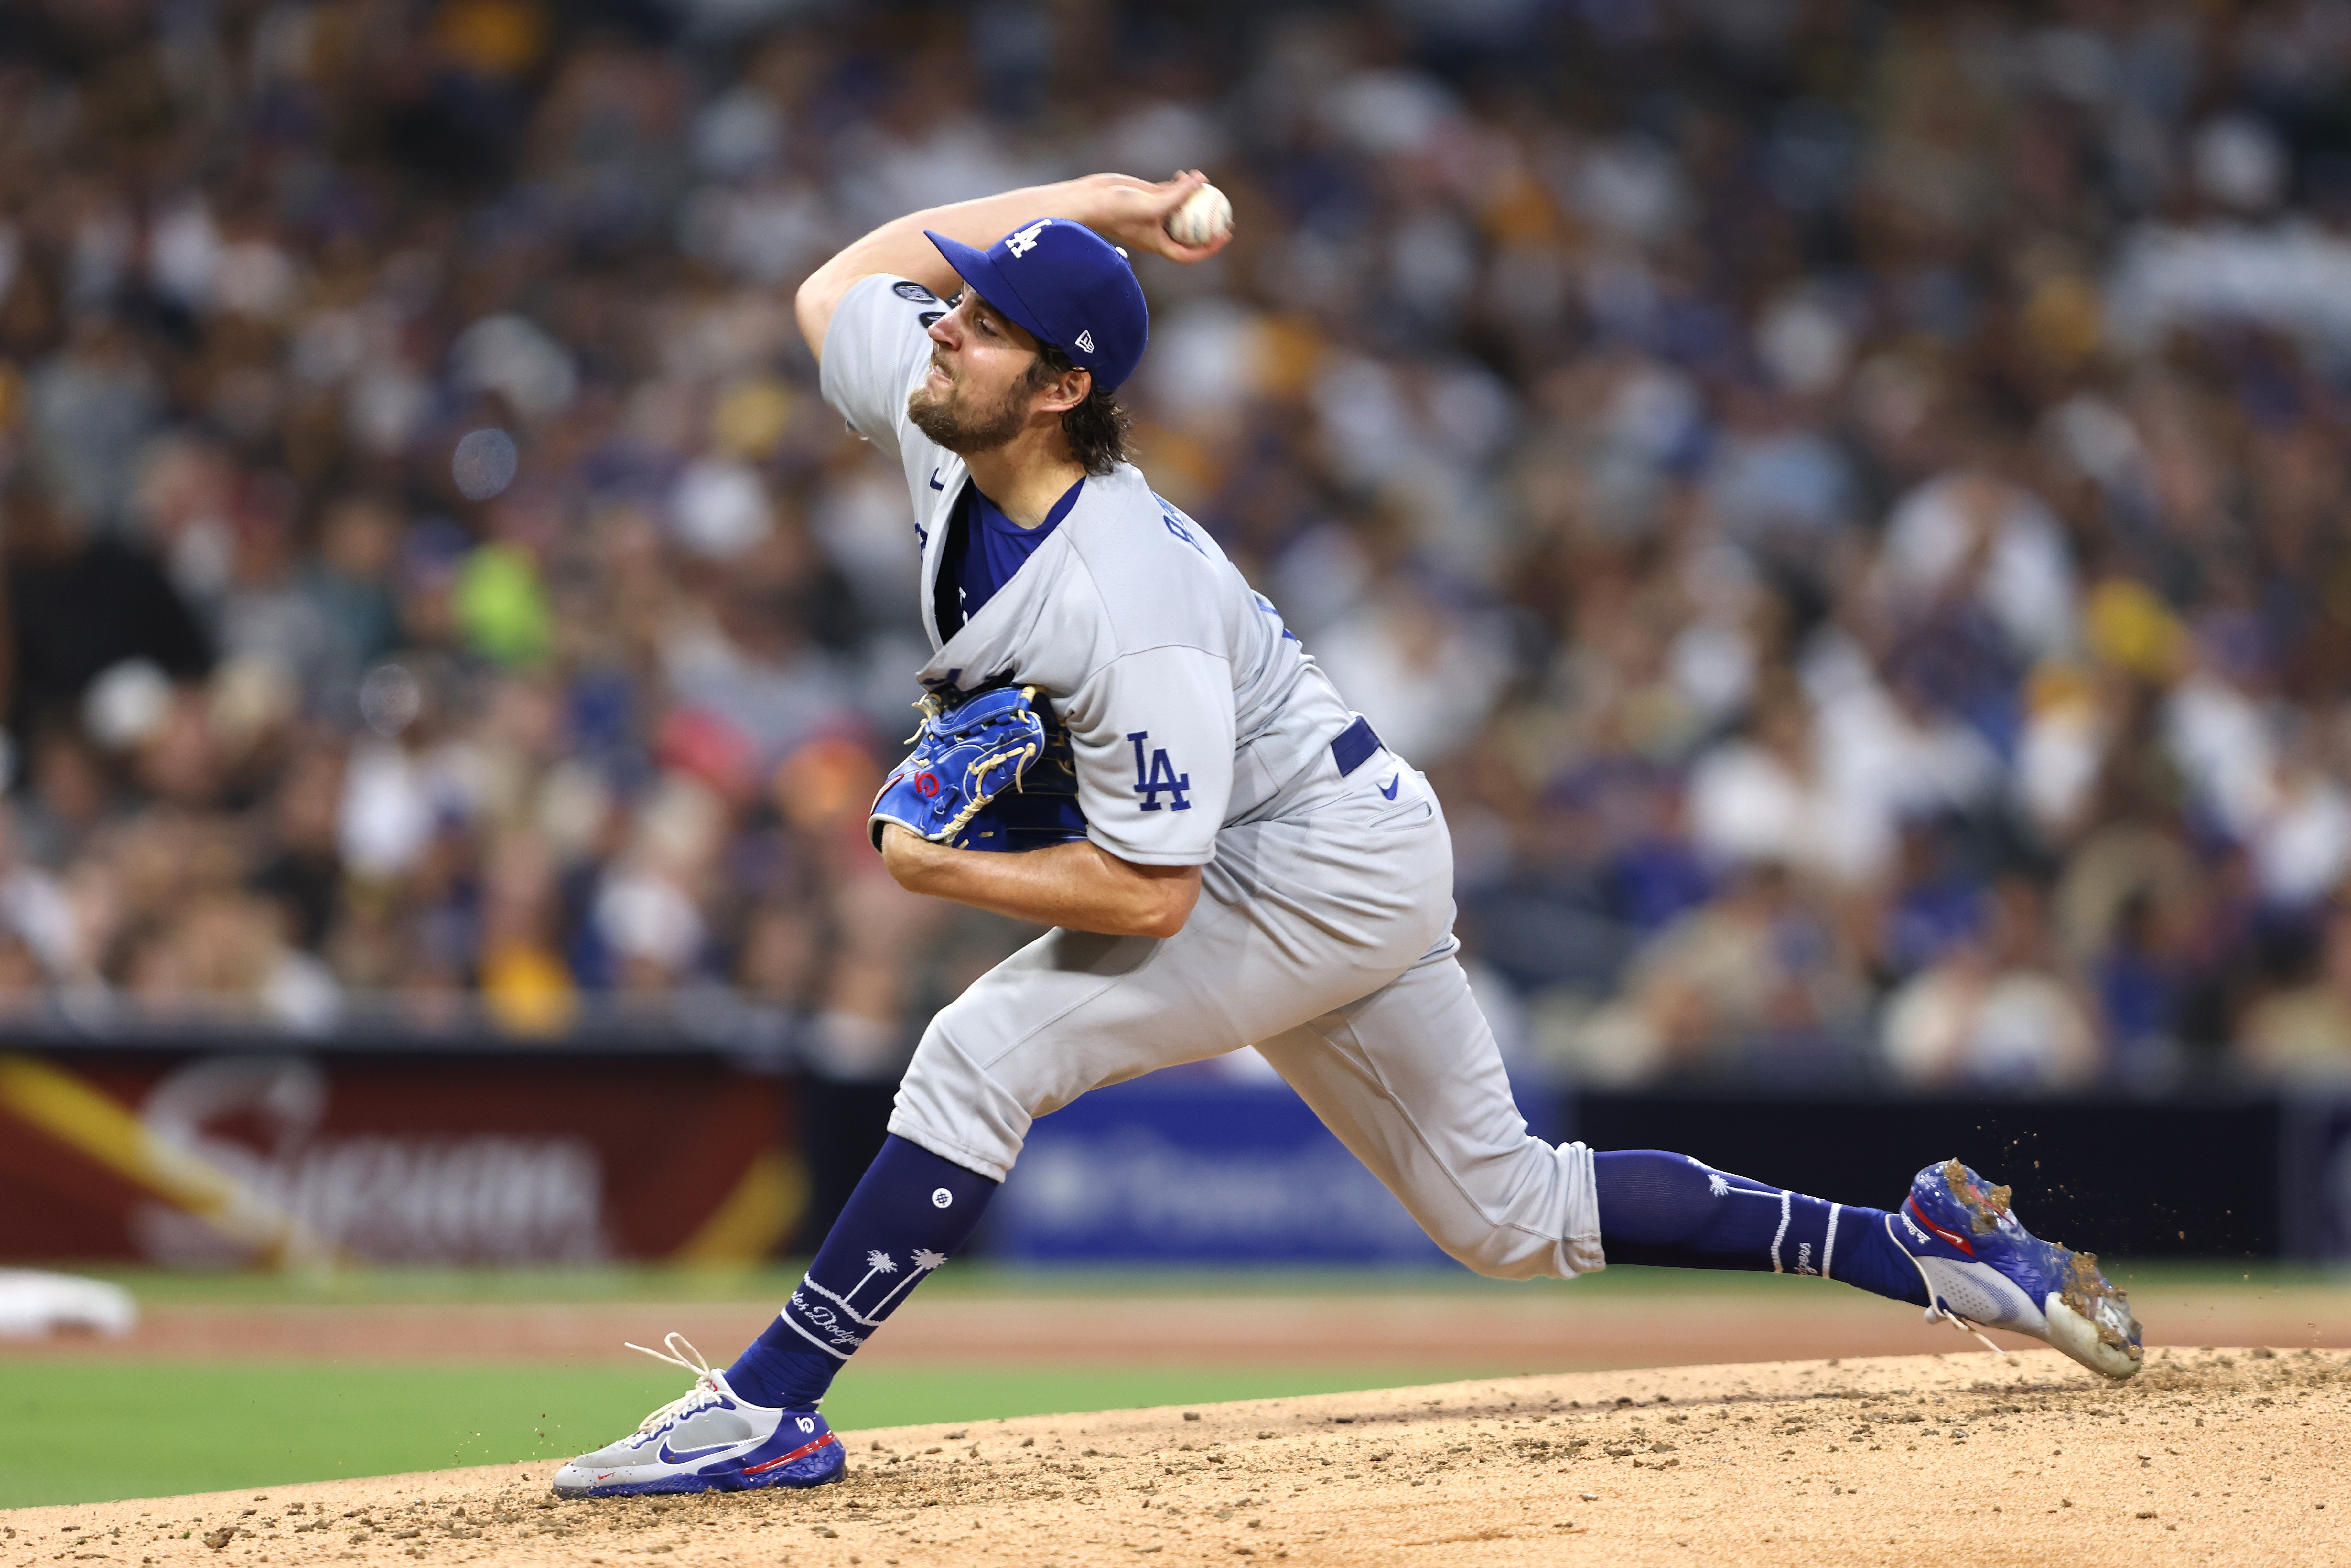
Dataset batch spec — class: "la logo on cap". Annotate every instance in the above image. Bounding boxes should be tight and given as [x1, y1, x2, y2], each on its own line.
[1075, 330, 1094, 352]
[1006, 219, 1051, 257]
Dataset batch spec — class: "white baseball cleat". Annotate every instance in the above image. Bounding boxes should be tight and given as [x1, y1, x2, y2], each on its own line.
[1888, 1159, 2144, 1380]
[550, 1333, 844, 1498]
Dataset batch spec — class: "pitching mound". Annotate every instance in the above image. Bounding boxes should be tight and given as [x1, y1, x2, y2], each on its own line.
[8, 1348, 2341, 1567]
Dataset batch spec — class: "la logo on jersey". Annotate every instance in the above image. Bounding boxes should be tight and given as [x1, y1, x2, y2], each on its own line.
[1006, 219, 1052, 257]
[1126, 731, 1191, 811]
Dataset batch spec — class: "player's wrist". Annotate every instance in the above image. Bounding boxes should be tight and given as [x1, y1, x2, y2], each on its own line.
[877, 821, 919, 865]
[1060, 172, 1219, 264]
[1048, 174, 1133, 232]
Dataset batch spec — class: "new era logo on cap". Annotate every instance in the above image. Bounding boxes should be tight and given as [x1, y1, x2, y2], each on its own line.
[924, 219, 1149, 390]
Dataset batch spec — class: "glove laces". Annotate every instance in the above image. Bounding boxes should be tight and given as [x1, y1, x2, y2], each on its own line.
[622, 1332, 728, 1433]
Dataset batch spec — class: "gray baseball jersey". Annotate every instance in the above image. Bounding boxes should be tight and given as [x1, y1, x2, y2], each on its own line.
[821, 273, 1602, 1281]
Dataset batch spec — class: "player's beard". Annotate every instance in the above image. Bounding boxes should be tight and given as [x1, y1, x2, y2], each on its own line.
[907, 357, 1032, 455]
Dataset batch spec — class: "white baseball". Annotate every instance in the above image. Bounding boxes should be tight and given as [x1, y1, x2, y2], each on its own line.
[1165, 183, 1232, 248]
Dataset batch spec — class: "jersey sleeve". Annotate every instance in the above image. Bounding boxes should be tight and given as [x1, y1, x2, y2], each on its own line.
[817, 273, 946, 462]
[1064, 646, 1235, 866]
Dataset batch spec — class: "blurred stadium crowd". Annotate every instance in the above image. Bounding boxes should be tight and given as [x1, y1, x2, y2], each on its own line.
[1, 0, 2350, 1094]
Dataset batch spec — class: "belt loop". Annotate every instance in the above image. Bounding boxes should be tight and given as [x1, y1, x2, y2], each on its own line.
[1330, 715, 1382, 778]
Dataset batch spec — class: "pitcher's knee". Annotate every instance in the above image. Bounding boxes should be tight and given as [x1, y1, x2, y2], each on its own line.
[1414, 1141, 1600, 1281]
[1434, 1220, 1562, 1282]
[890, 1024, 1031, 1182]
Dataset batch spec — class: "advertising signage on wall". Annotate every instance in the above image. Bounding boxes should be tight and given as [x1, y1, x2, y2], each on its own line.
[0, 1050, 802, 1266]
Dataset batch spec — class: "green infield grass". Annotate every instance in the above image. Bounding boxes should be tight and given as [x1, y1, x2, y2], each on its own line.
[34, 1256, 2324, 1309]
[6, 1259, 2337, 1509]
[0, 1358, 1501, 1511]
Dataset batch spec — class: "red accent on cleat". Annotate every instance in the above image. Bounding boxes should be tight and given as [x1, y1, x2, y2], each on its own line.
[1906, 1197, 1974, 1256]
[742, 1432, 838, 1475]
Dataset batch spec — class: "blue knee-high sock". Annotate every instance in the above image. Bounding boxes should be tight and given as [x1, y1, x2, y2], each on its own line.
[726, 1134, 999, 1410]
[1593, 1149, 1927, 1307]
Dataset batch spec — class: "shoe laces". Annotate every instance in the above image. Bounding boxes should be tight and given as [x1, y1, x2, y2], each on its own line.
[622, 1332, 728, 1435]
[1882, 1213, 2008, 1359]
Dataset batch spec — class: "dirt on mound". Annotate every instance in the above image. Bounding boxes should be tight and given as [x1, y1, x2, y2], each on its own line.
[7, 1348, 2343, 1568]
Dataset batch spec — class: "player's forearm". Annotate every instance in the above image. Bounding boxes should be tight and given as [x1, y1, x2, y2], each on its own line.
[878, 829, 1201, 939]
[794, 172, 1222, 358]
[795, 179, 1099, 357]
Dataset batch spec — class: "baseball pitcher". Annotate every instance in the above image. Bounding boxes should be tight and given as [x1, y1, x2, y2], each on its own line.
[553, 173, 2142, 1498]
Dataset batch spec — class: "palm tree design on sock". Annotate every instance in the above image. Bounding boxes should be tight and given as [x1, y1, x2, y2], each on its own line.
[845, 1250, 900, 1301]
[1686, 1155, 1733, 1197]
[865, 1248, 950, 1318]
[824, 1248, 951, 1322]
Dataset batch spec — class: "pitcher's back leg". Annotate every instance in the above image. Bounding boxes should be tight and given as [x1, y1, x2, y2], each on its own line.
[1252, 936, 1603, 1281]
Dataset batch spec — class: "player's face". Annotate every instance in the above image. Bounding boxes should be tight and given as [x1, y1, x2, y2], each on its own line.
[906, 288, 1046, 455]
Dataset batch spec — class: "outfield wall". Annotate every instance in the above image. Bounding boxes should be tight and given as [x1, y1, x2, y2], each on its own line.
[0, 1036, 2337, 1266]
[0, 1046, 798, 1266]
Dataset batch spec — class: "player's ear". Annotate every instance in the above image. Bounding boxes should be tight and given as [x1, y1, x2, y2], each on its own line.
[1035, 361, 1091, 415]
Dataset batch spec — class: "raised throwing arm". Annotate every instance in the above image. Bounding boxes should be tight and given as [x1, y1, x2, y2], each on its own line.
[793, 171, 1228, 361]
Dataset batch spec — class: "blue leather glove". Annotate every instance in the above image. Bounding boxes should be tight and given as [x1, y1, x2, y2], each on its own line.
[952, 697, 1088, 853]
[869, 685, 1051, 851]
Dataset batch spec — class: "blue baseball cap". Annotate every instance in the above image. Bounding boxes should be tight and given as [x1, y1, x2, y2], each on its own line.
[924, 218, 1149, 391]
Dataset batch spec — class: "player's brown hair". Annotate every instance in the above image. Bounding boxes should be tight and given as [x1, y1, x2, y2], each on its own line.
[1027, 341, 1131, 476]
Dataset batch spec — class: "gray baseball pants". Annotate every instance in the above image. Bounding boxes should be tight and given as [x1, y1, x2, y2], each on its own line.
[888, 751, 1605, 1281]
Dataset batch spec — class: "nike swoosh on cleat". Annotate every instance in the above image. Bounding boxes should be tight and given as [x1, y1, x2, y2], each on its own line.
[1905, 1197, 1975, 1256]
[657, 1440, 740, 1464]
[1379, 773, 1400, 800]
